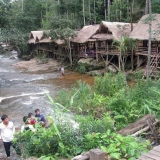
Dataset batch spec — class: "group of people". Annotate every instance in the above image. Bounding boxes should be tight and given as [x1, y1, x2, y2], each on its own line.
[21, 109, 46, 132]
[80, 48, 95, 57]
[0, 109, 46, 159]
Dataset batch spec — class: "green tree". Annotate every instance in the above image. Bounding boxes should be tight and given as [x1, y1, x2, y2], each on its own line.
[0, 0, 11, 27]
[152, 0, 160, 13]
[8, 0, 43, 32]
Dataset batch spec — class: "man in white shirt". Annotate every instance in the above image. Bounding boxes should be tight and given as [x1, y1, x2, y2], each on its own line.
[0, 115, 15, 159]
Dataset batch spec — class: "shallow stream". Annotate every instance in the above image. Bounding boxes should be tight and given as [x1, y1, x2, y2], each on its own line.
[0, 53, 94, 159]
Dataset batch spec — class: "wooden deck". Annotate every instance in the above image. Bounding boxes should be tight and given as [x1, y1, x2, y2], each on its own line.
[136, 51, 160, 58]
[138, 145, 160, 160]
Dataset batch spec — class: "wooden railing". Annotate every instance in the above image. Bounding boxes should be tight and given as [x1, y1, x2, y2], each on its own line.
[136, 46, 159, 54]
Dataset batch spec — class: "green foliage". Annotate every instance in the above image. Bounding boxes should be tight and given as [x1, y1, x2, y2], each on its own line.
[112, 36, 136, 71]
[100, 130, 150, 159]
[152, 0, 160, 13]
[0, 0, 11, 28]
[76, 114, 114, 135]
[39, 155, 57, 160]
[76, 64, 86, 74]
[134, 70, 143, 79]
[13, 124, 61, 158]
[15, 75, 160, 159]
[0, 28, 28, 55]
[8, 0, 43, 32]
[56, 73, 160, 130]
[36, 52, 49, 64]
[110, 0, 129, 22]
[94, 72, 126, 96]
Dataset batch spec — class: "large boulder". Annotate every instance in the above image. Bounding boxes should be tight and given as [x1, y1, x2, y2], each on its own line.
[78, 58, 105, 69]
[87, 69, 106, 76]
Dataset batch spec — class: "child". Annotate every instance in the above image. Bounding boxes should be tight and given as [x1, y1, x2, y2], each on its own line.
[21, 116, 36, 132]
[28, 113, 36, 125]
[61, 67, 65, 76]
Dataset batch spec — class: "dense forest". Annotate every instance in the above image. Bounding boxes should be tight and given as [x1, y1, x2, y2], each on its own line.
[0, 0, 160, 55]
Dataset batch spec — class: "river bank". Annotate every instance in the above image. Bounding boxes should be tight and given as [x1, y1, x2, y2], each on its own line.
[12, 58, 61, 73]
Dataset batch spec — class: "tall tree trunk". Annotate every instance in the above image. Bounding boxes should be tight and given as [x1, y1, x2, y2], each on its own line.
[120, 0, 122, 21]
[94, 0, 96, 24]
[89, 0, 91, 24]
[108, 0, 110, 22]
[132, 0, 134, 13]
[130, 1, 133, 31]
[68, 41, 73, 66]
[145, 0, 149, 14]
[104, 0, 106, 21]
[146, 0, 152, 79]
[22, 0, 23, 12]
[83, 0, 85, 26]
[116, 2, 118, 21]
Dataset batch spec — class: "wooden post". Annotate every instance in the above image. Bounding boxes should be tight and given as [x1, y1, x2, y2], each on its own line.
[118, 55, 121, 69]
[131, 49, 134, 71]
[137, 55, 140, 69]
[95, 41, 98, 62]
[90, 149, 105, 160]
[106, 40, 109, 69]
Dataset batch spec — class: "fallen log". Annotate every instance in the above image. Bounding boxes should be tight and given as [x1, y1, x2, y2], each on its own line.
[132, 119, 159, 137]
[118, 114, 155, 136]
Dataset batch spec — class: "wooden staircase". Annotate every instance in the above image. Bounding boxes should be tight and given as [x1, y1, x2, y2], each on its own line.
[143, 54, 160, 78]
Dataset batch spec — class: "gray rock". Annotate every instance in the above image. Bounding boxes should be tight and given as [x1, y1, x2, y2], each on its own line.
[108, 65, 117, 73]
[71, 155, 89, 160]
[87, 69, 106, 76]
[9, 56, 16, 59]
[78, 58, 105, 69]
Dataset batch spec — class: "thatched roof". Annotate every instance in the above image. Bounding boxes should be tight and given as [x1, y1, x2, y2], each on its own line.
[71, 25, 99, 43]
[91, 33, 114, 40]
[28, 31, 51, 44]
[74, 22, 136, 43]
[98, 21, 136, 40]
[55, 39, 64, 45]
[130, 14, 160, 41]
[30, 31, 44, 40]
[28, 38, 36, 44]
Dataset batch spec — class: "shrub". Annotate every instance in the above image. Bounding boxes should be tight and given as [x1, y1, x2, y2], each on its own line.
[75, 64, 86, 74]
[94, 72, 126, 96]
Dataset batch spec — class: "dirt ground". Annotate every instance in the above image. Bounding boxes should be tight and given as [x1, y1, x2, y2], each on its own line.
[12, 58, 62, 73]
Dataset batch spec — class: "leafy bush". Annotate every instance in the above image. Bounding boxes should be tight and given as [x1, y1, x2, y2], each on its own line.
[36, 52, 49, 64]
[55, 73, 160, 129]
[76, 64, 86, 74]
[94, 72, 126, 96]
[134, 70, 143, 79]
[13, 126, 60, 158]
[100, 130, 150, 160]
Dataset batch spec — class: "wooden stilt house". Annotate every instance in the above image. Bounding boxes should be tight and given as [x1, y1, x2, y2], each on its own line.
[71, 22, 136, 69]
[27, 31, 68, 60]
[130, 14, 160, 77]
[71, 24, 99, 59]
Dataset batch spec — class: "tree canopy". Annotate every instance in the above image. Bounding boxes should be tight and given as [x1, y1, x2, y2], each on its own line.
[0, 0, 160, 54]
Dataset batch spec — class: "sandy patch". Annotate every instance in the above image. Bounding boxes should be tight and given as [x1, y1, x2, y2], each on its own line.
[12, 58, 62, 73]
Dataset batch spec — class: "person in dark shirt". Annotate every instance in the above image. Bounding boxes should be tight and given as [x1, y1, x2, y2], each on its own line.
[35, 109, 46, 126]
